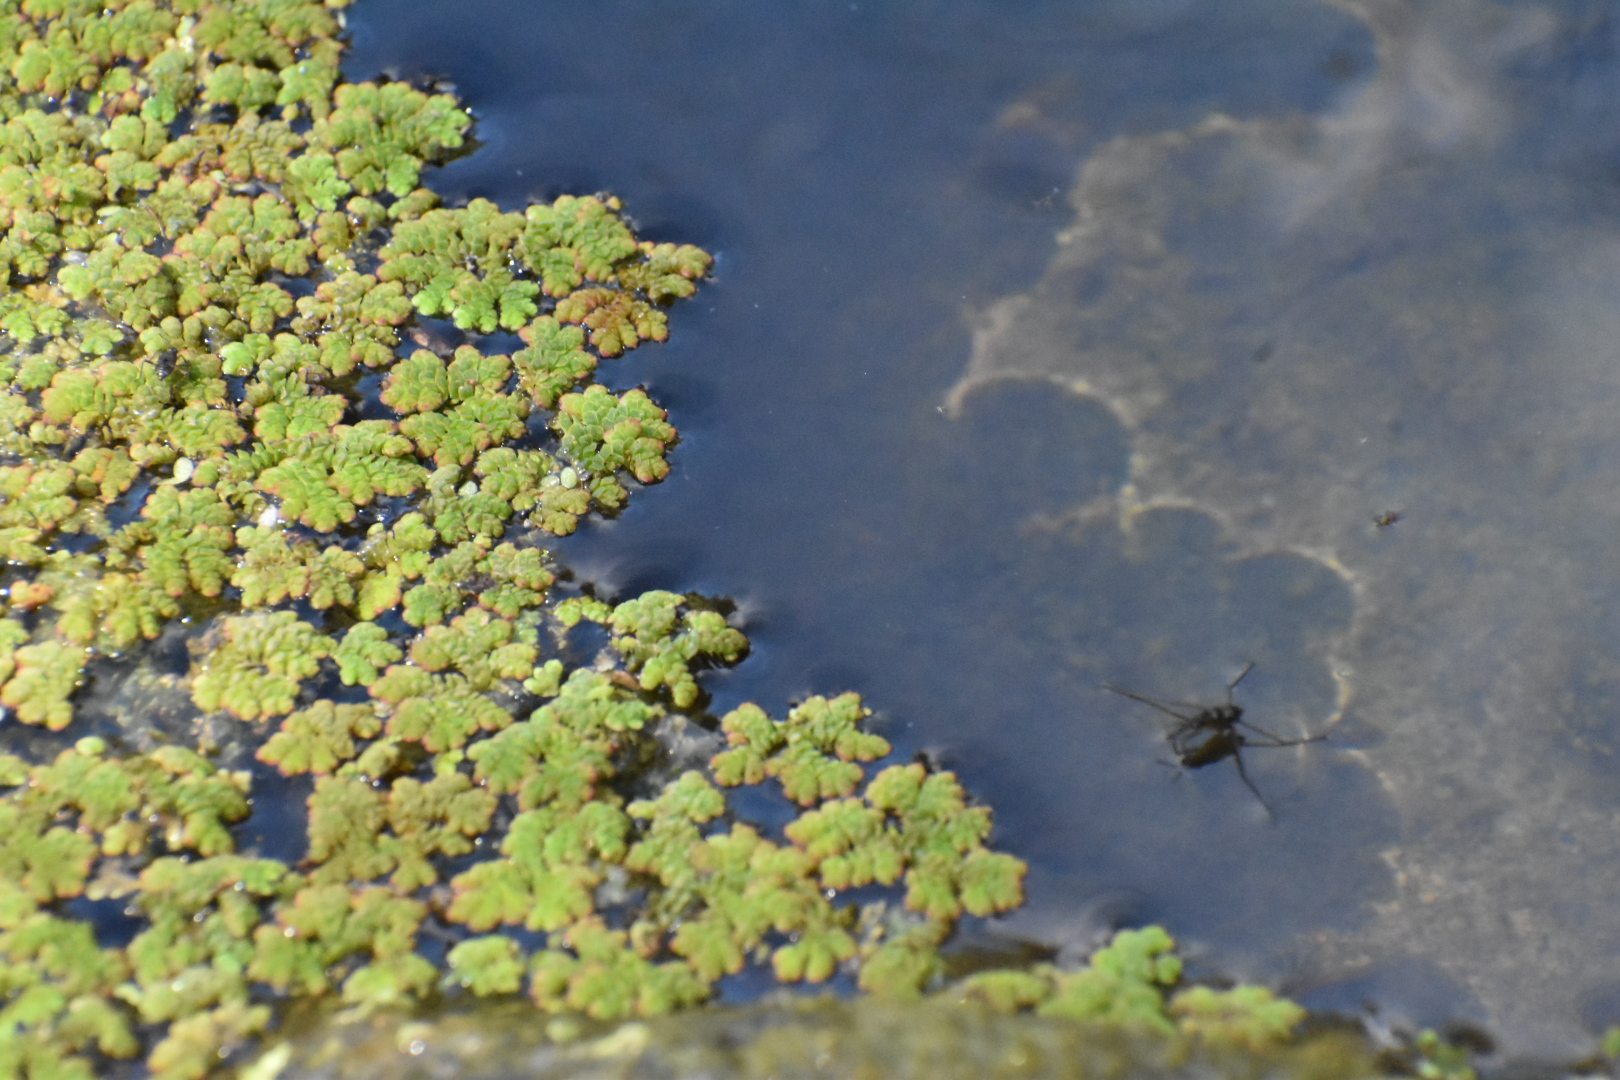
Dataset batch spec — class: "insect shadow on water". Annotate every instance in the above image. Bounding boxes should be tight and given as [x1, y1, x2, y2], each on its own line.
[1104, 663, 1326, 820]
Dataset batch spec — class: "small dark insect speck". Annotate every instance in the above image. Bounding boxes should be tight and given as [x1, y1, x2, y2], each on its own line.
[1374, 511, 1400, 528]
[1104, 663, 1325, 818]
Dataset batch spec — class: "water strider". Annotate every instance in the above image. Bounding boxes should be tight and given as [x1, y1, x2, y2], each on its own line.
[1106, 664, 1326, 818]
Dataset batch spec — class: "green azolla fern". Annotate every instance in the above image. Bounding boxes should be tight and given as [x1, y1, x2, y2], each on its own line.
[190, 611, 333, 722]
[257, 700, 382, 775]
[713, 693, 889, 801]
[1170, 984, 1309, 1051]
[563, 589, 747, 707]
[0, 738, 266, 1078]
[0, 0, 701, 665]
[555, 383, 676, 484]
[1409, 1029, 1480, 1080]
[949, 925, 1305, 1050]
[0, 637, 85, 729]
[317, 80, 470, 197]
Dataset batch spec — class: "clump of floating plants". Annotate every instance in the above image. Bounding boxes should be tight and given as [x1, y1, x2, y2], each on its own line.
[0, 0, 1319, 1076]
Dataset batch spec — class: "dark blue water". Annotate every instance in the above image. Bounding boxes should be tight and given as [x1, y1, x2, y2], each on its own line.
[341, 0, 1620, 1057]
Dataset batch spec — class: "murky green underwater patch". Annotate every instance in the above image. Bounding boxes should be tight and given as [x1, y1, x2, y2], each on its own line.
[0, 0, 1466, 1076]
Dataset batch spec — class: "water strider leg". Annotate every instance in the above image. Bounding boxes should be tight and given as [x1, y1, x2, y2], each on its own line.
[1230, 749, 1276, 820]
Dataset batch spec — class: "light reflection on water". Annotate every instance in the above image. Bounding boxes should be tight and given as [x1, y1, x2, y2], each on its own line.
[346, 0, 1619, 1057]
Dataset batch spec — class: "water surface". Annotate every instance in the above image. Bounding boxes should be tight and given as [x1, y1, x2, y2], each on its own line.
[346, 0, 1620, 1057]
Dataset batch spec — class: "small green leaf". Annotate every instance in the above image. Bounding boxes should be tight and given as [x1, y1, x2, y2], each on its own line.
[554, 385, 676, 483]
[318, 82, 470, 198]
[190, 612, 333, 722]
[375, 664, 514, 754]
[305, 776, 393, 884]
[447, 860, 536, 932]
[1170, 984, 1306, 1051]
[1037, 927, 1181, 1033]
[772, 924, 856, 984]
[553, 287, 667, 356]
[513, 317, 595, 408]
[446, 936, 525, 996]
[1, 638, 86, 729]
[530, 918, 708, 1020]
[341, 952, 439, 1008]
[332, 622, 404, 687]
[1412, 1029, 1479, 1080]
[257, 701, 382, 776]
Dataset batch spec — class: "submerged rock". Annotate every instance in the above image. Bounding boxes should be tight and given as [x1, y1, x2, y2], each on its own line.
[267, 997, 1377, 1080]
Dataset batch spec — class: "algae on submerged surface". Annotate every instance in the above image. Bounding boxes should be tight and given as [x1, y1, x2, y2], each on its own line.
[260, 996, 1377, 1080]
[955, 0, 1620, 1057]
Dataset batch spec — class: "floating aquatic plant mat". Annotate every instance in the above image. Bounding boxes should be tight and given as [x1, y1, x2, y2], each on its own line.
[0, 0, 1374, 1077]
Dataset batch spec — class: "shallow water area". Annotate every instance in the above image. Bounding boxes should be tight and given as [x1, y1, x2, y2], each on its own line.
[338, 0, 1620, 1061]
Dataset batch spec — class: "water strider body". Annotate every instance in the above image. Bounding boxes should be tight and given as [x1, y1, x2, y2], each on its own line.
[1105, 663, 1325, 817]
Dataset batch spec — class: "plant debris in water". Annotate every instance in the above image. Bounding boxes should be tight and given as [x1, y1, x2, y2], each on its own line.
[0, 0, 1319, 1076]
